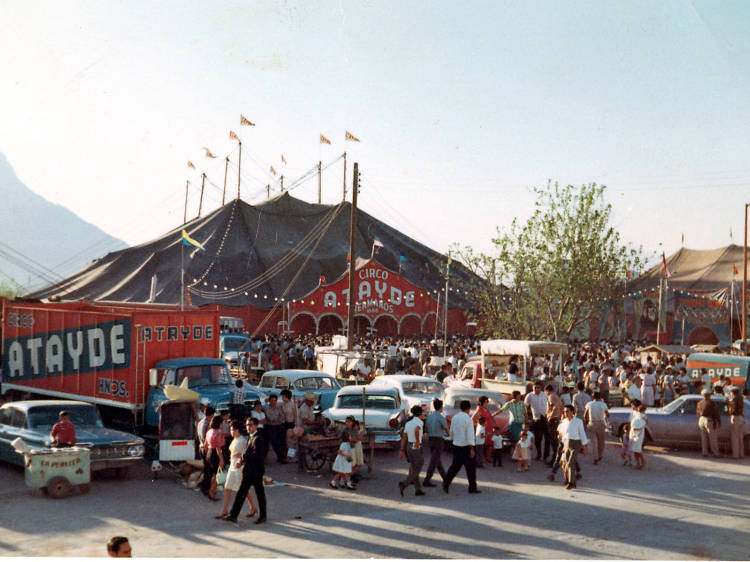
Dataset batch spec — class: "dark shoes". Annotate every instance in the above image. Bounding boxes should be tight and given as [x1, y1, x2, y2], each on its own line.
[398, 482, 405, 496]
[565, 483, 576, 490]
[423, 481, 436, 487]
[254, 517, 267, 524]
[222, 515, 238, 524]
[442, 483, 449, 494]
[415, 490, 426, 496]
[468, 489, 482, 494]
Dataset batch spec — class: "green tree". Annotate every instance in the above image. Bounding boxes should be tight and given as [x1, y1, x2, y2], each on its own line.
[0, 281, 20, 299]
[453, 181, 644, 340]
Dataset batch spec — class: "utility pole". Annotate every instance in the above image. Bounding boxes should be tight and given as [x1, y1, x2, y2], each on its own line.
[198, 173, 206, 218]
[744, 203, 749, 353]
[318, 161, 322, 204]
[346, 162, 359, 351]
[222, 156, 229, 205]
[183, 180, 189, 225]
[237, 140, 242, 200]
[281, 175, 284, 191]
[343, 152, 347, 201]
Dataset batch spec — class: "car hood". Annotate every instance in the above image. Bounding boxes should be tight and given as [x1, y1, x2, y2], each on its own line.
[31, 425, 143, 446]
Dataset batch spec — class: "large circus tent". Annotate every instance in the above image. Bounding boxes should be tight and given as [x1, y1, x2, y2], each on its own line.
[25, 193, 482, 337]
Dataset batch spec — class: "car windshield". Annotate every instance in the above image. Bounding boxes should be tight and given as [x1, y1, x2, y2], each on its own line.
[294, 377, 338, 391]
[402, 381, 444, 395]
[177, 364, 231, 387]
[337, 395, 398, 410]
[28, 405, 103, 429]
[451, 396, 504, 414]
[661, 398, 684, 414]
[223, 338, 250, 351]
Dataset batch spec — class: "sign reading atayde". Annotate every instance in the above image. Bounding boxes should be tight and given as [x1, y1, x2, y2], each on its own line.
[291, 260, 441, 325]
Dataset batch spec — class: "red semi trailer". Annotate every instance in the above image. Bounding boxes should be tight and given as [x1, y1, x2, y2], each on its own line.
[1, 300, 220, 427]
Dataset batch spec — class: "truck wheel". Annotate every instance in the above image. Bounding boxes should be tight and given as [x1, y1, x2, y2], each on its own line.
[79, 483, 91, 494]
[45, 477, 72, 499]
[115, 467, 129, 480]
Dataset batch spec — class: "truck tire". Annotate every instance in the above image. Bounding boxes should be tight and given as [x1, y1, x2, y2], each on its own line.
[44, 477, 72, 499]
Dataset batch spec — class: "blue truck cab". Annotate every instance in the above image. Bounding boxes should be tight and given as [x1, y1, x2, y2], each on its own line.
[219, 334, 253, 367]
[145, 357, 261, 427]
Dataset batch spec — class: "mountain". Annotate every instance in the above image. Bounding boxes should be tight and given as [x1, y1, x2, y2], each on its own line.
[0, 152, 127, 293]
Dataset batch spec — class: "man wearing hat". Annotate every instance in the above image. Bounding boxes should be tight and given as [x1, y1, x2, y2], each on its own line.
[696, 389, 721, 458]
[298, 392, 323, 435]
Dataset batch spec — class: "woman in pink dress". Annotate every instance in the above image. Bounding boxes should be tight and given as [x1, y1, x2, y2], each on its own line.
[472, 396, 495, 464]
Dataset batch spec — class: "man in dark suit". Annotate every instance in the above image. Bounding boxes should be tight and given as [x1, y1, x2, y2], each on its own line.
[224, 417, 267, 524]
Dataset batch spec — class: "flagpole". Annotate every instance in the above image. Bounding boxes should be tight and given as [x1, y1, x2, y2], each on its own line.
[656, 278, 663, 345]
[222, 157, 229, 205]
[198, 173, 206, 218]
[744, 203, 748, 354]
[180, 242, 185, 311]
[346, 163, 359, 351]
[183, 180, 189, 225]
[343, 152, 347, 201]
[434, 292, 441, 341]
[318, 161, 322, 204]
[237, 140, 242, 200]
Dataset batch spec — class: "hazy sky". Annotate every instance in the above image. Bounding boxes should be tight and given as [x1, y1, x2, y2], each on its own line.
[2, 0, 749, 277]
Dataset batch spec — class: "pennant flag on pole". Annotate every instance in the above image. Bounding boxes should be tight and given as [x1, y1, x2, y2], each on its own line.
[319, 275, 326, 284]
[626, 270, 632, 279]
[281, 154, 287, 164]
[345, 130, 360, 142]
[240, 115, 255, 126]
[734, 264, 739, 276]
[202, 147, 216, 158]
[661, 252, 672, 278]
[681, 233, 684, 245]
[187, 161, 195, 169]
[346, 252, 351, 262]
[400, 254, 407, 262]
[229, 130, 239, 141]
[320, 134, 331, 145]
[270, 166, 277, 176]
[373, 237, 384, 248]
[181, 229, 206, 251]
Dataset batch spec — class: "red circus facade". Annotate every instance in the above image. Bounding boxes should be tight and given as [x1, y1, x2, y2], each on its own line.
[201, 259, 472, 337]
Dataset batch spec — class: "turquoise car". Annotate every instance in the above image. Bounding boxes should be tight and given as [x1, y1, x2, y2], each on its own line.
[0, 400, 145, 475]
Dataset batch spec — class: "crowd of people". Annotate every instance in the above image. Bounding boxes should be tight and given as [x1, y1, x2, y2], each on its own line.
[187, 334, 746, 524]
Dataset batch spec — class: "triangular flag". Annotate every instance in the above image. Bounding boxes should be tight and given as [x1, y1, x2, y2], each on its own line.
[187, 161, 195, 169]
[373, 237, 384, 248]
[281, 154, 287, 164]
[240, 115, 255, 126]
[202, 147, 216, 158]
[270, 166, 277, 176]
[661, 252, 672, 279]
[345, 130, 360, 142]
[229, 130, 239, 141]
[734, 264, 739, 276]
[319, 275, 326, 284]
[320, 134, 331, 145]
[181, 229, 206, 251]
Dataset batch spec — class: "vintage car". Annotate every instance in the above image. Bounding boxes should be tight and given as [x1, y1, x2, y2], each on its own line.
[442, 387, 511, 444]
[257, 369, 341, 411]
[368, 374, 445, 414]
[0, 400, 145, 476]
[322, 386, 404, 445]
[607, 394, 750, 453]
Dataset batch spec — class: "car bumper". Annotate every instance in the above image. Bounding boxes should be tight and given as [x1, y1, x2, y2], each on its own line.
[91, 457, 143, 471]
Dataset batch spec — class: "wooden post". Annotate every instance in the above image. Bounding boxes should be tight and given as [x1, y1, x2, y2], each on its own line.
[343, 152, 347, 201]
[198, 173, 206, 218]
[222, 156, 229, 205]
[183, 180, 189, 225]
[237, 140, 242, 200]
[346, 163, 359, 351]
[318, 161, 322, 204]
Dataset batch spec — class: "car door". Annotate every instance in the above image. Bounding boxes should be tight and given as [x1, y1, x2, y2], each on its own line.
[668, 398, 700, 445]
[0, 407, 13, 461]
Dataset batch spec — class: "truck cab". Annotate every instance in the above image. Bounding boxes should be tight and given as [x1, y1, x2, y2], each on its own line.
[219, 334, 253, 367]
[144, 358, 260, 427]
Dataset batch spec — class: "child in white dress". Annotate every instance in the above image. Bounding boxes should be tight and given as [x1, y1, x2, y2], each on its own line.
[330, 432, 356, 489]
[512, 425, 534, 472]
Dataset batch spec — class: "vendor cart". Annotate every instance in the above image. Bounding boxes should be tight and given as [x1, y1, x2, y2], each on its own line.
[297, 432, 374, 473]
[23, 446, 91, 499]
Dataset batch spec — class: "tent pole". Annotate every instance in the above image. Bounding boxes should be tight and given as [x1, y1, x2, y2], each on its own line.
[744, 203, 748, 354]
[318, 161, 322, 204]
[183, 180, 189, 225]
[222, 156, 229, 205]
[237, 140, 242, 200]
[180, 242, 184, 311]
[343, 152, 347, 201]
[656, 278, 663, 345]
[198, 173, 206, 218]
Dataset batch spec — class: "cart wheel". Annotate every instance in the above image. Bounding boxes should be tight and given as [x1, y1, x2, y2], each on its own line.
[45, 476, 72, 499]
[303, 451, 327, 471]
[79, 483, 91, 494]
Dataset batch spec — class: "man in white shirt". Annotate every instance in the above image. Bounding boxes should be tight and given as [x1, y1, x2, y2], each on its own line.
[560, 404, 588, 489]
[524, 383, 550, 461]
[398, 406, 426, 497]
[442, 400, 480, 494]
[584, 392, 609, 464]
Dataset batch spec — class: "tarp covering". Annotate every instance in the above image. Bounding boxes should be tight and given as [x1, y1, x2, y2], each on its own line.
[634, 245, 745, 292]
[25, 193, 480, 308]
[480, 340, 568, 357]
[636, 344, 693, 355]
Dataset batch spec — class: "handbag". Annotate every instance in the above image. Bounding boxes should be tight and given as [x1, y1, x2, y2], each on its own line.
[216, 467, 227, 487]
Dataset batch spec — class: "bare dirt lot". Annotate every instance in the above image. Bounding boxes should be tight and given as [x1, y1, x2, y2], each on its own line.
[0, 440, 748, 559]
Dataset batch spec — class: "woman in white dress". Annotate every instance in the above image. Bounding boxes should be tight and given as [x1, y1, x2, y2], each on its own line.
[628, 406, 647, 470]
[640, 368, 657, 407]
[217, 420, 257, 519]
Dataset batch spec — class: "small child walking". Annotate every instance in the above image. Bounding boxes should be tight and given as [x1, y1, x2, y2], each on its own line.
[620, 422, 633, 466]
[491, 427, 504, 467]
[474, 417, 486, 468]
[330, 432, 356, 489]
[512, 425, 534, 472]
